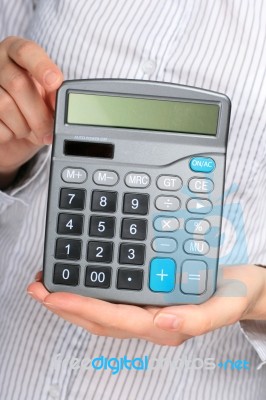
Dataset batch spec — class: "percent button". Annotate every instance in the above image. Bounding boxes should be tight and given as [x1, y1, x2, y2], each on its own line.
[185, 219, 211, 235]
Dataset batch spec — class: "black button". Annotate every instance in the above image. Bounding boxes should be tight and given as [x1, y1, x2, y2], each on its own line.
[91, 190, 117, 213]
[87, 241, 113, 263]
[59, 188, 86, 210]
[85, 266, 111, 288]
[53, 263, 79, 286]
[89, 216, 115, 238]
[123, 193, 149, 215]
[119, 243, 145, 265]
[57, 213, 84, 235]
[121, 218, 147, 240]
[117, 268, 143, 290]
[55, 238, 82, 260]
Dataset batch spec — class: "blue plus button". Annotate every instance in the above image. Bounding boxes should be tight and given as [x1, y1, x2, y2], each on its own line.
[190, 157, 216, 173]
[149, 258, 176, 292]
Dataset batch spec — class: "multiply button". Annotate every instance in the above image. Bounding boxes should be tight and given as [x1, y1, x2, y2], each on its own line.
[157, 175, 182, 191]
[93, 170, 118, 186]
[180, 260, 207, 294]
[187, 198, 212, 214]
[153, 217, 179, 232]
[155, 196, 180, 211]
[184, 239, 209, 255]
[188, 178, 214, 193]
[149, 258, 176, 292]
[61, 167, 87, 183]
[125, 172, 150, 188]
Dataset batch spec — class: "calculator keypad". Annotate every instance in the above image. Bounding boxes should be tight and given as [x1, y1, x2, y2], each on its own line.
[50, 155, 218, 303]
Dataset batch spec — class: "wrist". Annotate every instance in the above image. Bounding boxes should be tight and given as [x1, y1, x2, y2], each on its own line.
[242, 265, 266, 321]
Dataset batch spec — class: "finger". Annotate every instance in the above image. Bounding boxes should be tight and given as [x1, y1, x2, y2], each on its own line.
[153, 268, 251, 335]
[0, 63, 54, 144]
[0, 87, 30, 139]
[0, 121, 14, 143]
[6, 37, 63, 92]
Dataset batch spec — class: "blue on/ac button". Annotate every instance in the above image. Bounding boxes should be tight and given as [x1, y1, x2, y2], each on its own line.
[190, 157, 216, 173]
[149, 258, 176, 292]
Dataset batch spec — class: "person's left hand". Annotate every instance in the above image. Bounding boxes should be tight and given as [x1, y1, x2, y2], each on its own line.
[27, 264, 266, 346]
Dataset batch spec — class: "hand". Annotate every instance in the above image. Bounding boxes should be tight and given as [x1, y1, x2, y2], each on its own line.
[0, 36, 63, 188]
[27, 265, 266, 346]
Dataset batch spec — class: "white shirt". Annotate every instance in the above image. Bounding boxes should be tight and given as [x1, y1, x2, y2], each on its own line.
[0, 0, 266, 399]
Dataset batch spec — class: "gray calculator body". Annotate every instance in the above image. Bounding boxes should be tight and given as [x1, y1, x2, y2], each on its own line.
[43, 79, 230, 306]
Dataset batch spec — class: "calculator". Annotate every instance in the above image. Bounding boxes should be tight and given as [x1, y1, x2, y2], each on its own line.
[43, 79, 230, 306]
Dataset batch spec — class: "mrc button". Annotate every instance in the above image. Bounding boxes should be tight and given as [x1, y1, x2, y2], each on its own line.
[189, 157, 216, 173]
[125, 172, 150, 188]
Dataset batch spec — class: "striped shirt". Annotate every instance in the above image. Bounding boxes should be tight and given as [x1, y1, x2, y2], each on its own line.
[0, 0, 266, 399]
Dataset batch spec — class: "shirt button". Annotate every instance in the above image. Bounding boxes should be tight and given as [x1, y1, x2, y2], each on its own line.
[48, 384, 61, 399]
[142, 59, 156, 75]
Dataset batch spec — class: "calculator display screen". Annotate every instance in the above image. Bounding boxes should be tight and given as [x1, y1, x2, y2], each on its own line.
[67, 93, 219, 135]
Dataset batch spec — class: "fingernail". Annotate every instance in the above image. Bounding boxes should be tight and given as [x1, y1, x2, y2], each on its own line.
[44, 70, 59, 86]
[154, 313, 182, 330]
[43, 134, 53, 145]
[27, 291, 42, 303]
[43, 302, 58, 310]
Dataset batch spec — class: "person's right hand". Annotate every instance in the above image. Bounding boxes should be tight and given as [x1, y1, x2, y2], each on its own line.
[0, 36, 63, 188]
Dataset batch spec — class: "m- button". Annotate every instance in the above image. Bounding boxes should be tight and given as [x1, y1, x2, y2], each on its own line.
[93, 170, 118, 186]
[125, 172, 150, 188]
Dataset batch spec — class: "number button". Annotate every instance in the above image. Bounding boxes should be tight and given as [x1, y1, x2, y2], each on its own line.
[87, 241, 113, 263]
[89, 216, 115, 238]
[119, 243, 145, 265]
[91, 190, 117, 213]
[53, 263, 79, 286]
[121, 218, 147, 240]
[117, 268, 143, 290]
[55, 238, 82, 260]
[123, 193, 149, 215]
[59, 188, 86, 210]
[85, 266, 111, 288]
[57, 213, 84, 235]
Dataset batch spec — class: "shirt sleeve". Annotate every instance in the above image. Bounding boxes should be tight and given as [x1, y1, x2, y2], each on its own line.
[0, 146, 51, 214]
[239, 319, 266, 370]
